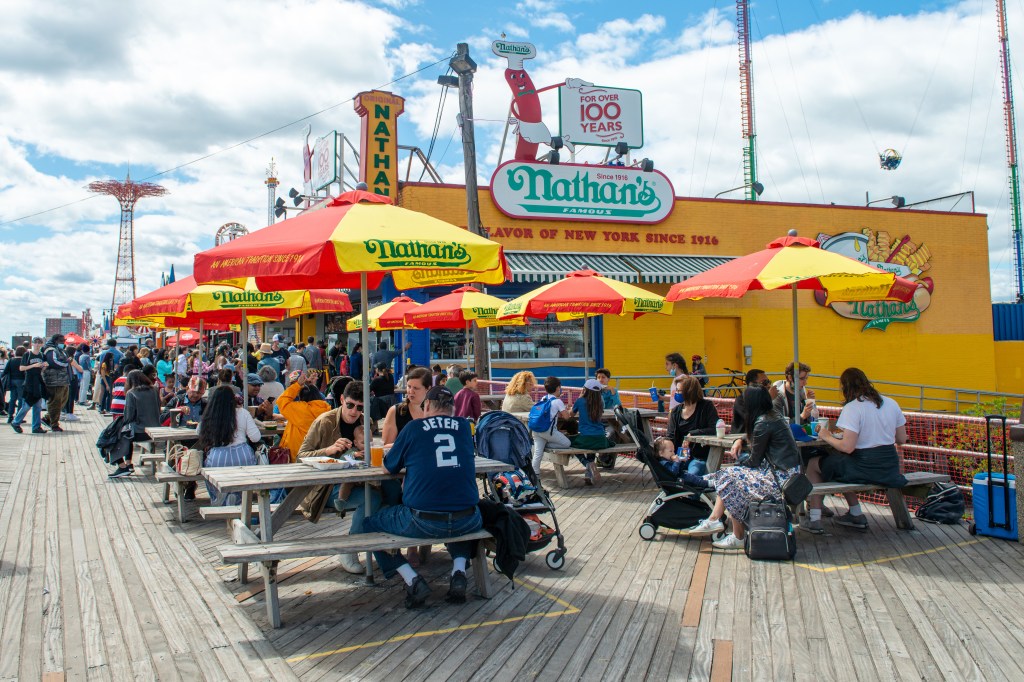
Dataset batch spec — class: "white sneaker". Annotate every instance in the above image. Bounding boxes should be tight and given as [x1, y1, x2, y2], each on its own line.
[712, 533, 745, 550]
[688, 517, 725, 536]
[63, 414, 80, 422]
[338, 553, 365, 574]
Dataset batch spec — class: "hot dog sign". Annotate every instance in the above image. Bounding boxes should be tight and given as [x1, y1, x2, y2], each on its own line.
[814, 227, 934, 330]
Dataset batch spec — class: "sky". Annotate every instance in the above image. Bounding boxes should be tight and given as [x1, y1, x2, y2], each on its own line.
[0, 0, 1019, 343]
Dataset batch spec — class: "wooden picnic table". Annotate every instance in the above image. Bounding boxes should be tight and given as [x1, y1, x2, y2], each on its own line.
[479, 393, 506, 408]
[685, 432, 825, 473]
[205, 456, 510, 593]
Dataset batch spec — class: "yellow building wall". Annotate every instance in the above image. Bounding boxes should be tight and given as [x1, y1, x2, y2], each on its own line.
[399, 183, 997, 393]
[995, 341, 1024, 396]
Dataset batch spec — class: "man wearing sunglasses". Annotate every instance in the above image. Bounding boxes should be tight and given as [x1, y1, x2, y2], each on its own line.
[731, 369, 779, 434]
[360, 385, 482, 608]
[298, 381, 402, 574]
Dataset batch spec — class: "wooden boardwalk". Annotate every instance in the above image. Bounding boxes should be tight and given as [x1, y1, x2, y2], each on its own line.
[2, 412, 1023, 680]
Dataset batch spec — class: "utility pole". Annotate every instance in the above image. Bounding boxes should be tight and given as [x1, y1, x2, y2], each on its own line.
[449, 43, 490, 377]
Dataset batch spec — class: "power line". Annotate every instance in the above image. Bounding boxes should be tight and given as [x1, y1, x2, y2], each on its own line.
[0, 53, 454, 228]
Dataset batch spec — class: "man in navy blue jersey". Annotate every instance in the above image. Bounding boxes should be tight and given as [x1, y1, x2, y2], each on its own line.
[361, 385, 481, 608]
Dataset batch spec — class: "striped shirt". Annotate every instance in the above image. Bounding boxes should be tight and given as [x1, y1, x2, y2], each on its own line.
[109, 377, 127, 416]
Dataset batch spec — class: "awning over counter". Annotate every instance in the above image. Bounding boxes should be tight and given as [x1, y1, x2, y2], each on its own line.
[506, 251, 732, 284]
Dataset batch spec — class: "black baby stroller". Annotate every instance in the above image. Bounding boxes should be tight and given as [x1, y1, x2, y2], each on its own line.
[475, 410, 568, 570]
[613, 405, 726, 542]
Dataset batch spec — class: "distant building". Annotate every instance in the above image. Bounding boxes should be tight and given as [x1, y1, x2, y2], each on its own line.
[44, 312, 85, 338]
[11, 334, 31, 348]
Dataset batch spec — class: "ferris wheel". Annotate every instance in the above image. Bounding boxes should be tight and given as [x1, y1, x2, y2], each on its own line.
[215, 222, 249, 245]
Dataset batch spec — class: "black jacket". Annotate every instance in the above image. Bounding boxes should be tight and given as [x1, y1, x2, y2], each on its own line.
[745, 412, 801, 471]
[477, 499, 530, 581]
[666, 399, 720, 461]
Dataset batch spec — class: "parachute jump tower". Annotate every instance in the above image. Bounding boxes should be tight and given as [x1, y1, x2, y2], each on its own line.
[88, 174, 168, 315]
[997, 0, 1024, 301]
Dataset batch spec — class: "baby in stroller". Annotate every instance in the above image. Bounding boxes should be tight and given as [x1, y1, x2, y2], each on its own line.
[653, 437, 714, 491]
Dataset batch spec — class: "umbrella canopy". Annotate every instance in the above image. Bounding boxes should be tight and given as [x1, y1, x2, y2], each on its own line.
[497, 269, 673, 320]
[497, 270, 672, 376]
[405, 286, 519, 329]
[127, 276, 351, 318]
[165, 330, 200, 347]
[192, 190, 510, 291]
[665, 233, 917, 423]
[346, 295, 420, 332]
[666, 234, 917, 304]
[63, 333, 86, 345]
[116, 302, 280, 329]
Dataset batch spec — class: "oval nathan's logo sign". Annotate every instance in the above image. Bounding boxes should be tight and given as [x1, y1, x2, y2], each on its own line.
[490, 161, 674, 224]
[814, 227, 934, 331]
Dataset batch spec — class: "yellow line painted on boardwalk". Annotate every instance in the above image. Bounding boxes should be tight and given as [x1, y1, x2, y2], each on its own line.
[794, 539, 982, 573]
[286, 577, 580, 663]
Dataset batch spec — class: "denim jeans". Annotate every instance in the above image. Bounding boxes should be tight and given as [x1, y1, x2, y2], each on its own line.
[332, 480, 403, 534]
[14, 398, 43, 430]
[362, 505, 482, 579]
[7, 380, 23, 422]
[687, 459, 708, 476]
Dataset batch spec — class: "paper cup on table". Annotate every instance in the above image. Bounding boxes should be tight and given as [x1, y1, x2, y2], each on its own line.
[817, 418, 829, 435]
[716, 424, 726, 438]
[370, 446, 385, 467]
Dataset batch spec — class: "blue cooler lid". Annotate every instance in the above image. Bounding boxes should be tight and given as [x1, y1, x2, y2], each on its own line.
[973, 472, 1016, 489]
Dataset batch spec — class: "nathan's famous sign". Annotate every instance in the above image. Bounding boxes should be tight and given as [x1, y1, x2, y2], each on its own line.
[815, 227, 934, 331]
[490, 161, 674, 224]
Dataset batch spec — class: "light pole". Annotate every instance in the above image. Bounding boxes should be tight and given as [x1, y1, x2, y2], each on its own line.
[445, 43, 489, 378]
[714, 181, 764, 199]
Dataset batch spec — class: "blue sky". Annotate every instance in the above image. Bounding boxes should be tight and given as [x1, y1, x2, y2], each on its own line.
[0, 0, 1015, 342]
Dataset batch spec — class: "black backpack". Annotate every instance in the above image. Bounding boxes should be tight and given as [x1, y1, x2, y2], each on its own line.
[915, 482, 965, 524]
[744, 499, 797, 560]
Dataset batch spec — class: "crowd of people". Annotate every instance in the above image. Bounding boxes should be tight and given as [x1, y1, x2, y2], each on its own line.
[1, 329, 912, 595]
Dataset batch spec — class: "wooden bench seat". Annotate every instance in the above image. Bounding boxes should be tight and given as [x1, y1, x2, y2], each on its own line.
[137, 452, 164, 475]
[155, 464, 204, 523]
[199, 503, 301, 531]
[543, 444, 637, 488]
[811, 471, 950, 530]
[218, 520, 495, 627]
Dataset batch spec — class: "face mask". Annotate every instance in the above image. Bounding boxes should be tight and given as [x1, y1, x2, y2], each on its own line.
[668, 369, 676, 376]
[57, 343, 65, 350]
[673, 392, 684, 403]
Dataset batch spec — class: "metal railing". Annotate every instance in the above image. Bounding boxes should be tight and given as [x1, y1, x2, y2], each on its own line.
[491, 372, 1022, 417]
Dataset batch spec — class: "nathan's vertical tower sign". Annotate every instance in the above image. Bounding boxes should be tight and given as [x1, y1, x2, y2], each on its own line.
[354, 90, 406, 196]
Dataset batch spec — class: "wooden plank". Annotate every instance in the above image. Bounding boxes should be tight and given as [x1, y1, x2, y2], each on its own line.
[219, 530, 493, 564]
[682, 540, 712, 627]
[710, 639, 733, 682]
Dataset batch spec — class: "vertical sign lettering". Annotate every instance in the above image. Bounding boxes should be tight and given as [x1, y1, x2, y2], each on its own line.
[354, 90, 405, 197]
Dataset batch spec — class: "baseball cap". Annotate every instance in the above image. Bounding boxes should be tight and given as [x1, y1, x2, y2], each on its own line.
[288, 345, 297, 353]
[425, 385, 454, 402]
[272, 334, 282, 342]
[583, 378, 603, 391]
[691, 354, 702, 361]
[246, 372, 264, 386]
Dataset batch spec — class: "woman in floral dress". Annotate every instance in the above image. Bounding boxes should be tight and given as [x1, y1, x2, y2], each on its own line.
[688, 387, 801, 549]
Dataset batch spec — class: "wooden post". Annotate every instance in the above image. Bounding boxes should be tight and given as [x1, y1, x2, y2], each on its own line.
[450, 43, 489, 379]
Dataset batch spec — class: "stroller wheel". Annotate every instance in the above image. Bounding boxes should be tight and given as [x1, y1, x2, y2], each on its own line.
[638, 522, 657, 541]
[968, 522, 977, 536]
[545, 550, 565, 570]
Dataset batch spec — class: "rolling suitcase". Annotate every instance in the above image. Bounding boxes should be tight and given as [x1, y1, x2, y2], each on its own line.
[968, 415, 1018, 540]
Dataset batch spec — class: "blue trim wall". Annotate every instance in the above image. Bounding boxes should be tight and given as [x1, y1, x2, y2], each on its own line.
[993, 303, 1024, 341]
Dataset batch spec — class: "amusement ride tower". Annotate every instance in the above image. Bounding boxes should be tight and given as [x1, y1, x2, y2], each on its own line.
[88, 174, 168, 317]
[265, 158, 279, 225]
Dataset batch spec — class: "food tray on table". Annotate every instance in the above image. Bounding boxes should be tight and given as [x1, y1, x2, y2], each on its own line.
[298, 456, 365, 471]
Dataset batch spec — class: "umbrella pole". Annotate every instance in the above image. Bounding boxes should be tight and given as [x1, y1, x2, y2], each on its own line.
[792, 284, 801, 425]
[583, 316, 589, 379]
[199, 320, 204, 360]
[240, 311, 248, 387]
[360, 273, 373, 585]
[465, 323, 471, 371]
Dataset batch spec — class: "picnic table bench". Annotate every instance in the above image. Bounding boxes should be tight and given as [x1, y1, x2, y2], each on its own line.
[218, 521, 495, 627]
[543, 444, 638, 488]
[810, 471, 950, 530]
[155, 464, 204, 523]
[205, 457, 509, 628]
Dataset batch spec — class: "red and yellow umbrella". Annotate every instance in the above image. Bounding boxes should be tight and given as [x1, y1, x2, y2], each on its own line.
[404, 286, 516, 329]
[497, 269, 673, 320]
[346, 295, 420, 332]
[192, 190, 509, 291]
[497, 270, 671, 375]
[165, 330, 201, 347]
[666, 233, 917, 420]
